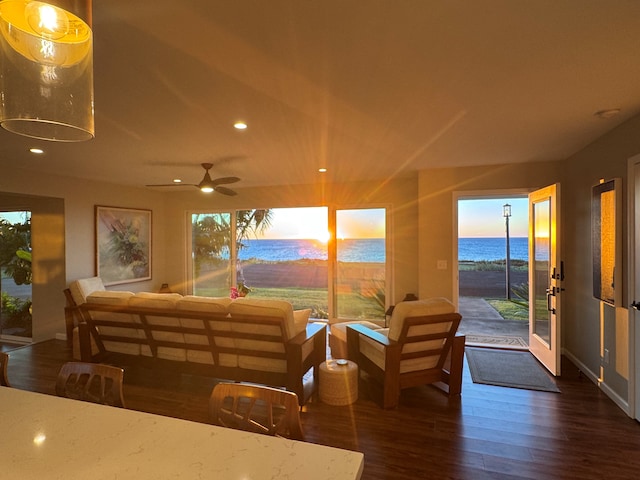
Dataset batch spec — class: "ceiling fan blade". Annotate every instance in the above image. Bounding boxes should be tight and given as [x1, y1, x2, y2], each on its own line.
[145, 183, 197, 187]
[215, 186, 238, 196]
[212, 176, 241, 186]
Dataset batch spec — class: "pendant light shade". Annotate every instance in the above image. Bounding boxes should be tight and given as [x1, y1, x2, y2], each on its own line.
[0, 0, 94, 141]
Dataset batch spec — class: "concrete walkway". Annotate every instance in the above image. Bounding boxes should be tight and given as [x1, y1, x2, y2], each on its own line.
[458, 297, 529, 348]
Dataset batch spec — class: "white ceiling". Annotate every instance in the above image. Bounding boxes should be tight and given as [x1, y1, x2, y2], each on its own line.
[2, 0, 640, 191]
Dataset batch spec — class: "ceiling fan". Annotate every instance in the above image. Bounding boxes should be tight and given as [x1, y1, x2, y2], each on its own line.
[146, 163, 240, 195]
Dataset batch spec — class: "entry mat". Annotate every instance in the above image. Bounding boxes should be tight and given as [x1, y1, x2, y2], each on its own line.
[465, 347, 561, 393]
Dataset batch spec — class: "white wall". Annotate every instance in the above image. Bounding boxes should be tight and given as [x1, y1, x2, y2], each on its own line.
[0, 170, 169, 340]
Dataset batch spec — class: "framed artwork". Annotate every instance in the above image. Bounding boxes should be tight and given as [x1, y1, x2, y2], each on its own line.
[95, 206, 152, 286]
[592, 179, 622, 306]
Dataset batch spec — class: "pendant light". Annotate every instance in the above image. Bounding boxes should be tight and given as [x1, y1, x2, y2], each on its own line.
[0, 0, 94, 141]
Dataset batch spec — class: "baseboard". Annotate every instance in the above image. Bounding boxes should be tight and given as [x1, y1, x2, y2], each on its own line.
[55, 333, 68, 342]
[563, 349, 631, 417]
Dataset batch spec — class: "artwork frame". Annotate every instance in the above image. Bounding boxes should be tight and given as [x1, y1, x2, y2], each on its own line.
[591, 179, 622, 306]
[95, 206, 152, 286]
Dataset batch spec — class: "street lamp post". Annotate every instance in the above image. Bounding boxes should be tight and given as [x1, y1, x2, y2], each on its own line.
[503, 203, 512, 300]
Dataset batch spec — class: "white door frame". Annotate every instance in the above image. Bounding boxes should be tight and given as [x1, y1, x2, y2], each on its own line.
[452, 188, 532, 309]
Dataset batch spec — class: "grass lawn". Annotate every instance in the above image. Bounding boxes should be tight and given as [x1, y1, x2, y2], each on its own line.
[485, 298, 529, 321]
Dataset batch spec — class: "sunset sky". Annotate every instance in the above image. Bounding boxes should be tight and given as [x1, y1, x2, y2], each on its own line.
[260, 207, 385, 240]
[458, 197, 529, 238]
[260, 200, 527, 240]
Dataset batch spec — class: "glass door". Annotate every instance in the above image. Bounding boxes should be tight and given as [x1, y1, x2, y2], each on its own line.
[528, 184, 561, 375]
[335, 208, 387, 323]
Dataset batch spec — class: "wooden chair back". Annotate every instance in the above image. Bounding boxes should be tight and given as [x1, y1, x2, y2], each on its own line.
[347, 311, 465, 409]
[0, 352, 10, 387]
[55, 362, 126, 407]
[209, 382, 304, 441]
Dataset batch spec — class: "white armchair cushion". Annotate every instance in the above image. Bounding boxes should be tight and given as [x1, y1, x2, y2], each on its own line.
[388, 298, 455, 341]
[331, 320, 383, 345]
[293, 308, 312, 332]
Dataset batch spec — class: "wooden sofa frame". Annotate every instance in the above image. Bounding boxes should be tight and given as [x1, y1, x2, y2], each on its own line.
[76, 301, 326, 405]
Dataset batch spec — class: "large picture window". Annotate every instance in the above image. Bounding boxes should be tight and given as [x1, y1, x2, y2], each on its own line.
[336, 208, 386, 321]
[188, 206, 388, 321]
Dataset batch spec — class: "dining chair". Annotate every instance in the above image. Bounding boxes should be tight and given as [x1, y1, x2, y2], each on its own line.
[209, 382, 304, 441]
[1, 352, 11, 387]
[55, 361, 126, 407]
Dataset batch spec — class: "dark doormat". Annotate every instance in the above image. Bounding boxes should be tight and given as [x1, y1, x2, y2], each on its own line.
[465, 347, 561, 393]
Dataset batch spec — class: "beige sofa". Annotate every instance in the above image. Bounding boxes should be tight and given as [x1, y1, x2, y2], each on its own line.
[65, 278, 326, 405]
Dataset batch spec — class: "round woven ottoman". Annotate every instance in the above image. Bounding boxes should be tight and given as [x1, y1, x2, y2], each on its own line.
[319, 359, 358, 406]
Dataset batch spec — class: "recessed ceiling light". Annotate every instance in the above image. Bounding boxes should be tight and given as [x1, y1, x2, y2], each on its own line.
[29, 148, 44, 154]
[594, 109, 621, 119]
[173, 179, 182, 184]
[318, 168, 327, 173]
[234, 122, 247, 130]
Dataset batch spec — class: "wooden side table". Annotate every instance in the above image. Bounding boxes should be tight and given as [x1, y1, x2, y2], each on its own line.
[319, 359, 358, 406]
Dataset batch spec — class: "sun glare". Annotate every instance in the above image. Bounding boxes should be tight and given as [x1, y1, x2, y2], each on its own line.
[316, 230, 331, 243]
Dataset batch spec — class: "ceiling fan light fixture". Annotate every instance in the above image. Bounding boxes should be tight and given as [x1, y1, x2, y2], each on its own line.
[198, 168, 215, 192]
[0, 0, 94, 142]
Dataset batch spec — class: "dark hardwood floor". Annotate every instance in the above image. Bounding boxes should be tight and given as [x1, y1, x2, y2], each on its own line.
[3, 339, 640, 479]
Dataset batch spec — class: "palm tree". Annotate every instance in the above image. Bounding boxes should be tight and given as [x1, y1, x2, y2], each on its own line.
[191, 210, 273, 288]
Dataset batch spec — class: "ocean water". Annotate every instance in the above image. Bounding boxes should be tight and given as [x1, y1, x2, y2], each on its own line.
[238, 238, 385, 263]
[459, 237, 530, 261]
[236, 237, 531, 263]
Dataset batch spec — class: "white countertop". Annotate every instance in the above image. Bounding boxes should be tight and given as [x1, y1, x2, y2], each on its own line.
[0, 386, 364, 479]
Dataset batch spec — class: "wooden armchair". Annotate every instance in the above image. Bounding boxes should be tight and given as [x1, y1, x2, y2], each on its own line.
[1, 352, 10, 387]
[346, 298, 465, 409]
[55, 361, 126, 408]
[209, 382, 304, 441]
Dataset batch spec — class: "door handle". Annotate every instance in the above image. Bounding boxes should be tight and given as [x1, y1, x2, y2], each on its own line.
[546, 287, 556, 314]
[631, 301, 640, 310]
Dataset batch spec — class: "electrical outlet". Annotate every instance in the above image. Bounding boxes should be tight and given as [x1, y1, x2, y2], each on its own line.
[437, 260, 447, 270]
[604, 349, 610, 365]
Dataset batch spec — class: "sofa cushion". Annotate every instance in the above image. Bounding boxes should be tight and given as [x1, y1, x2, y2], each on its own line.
[69, 276, 105, 305]
[388, 297, 455, 342]
[176, 296, 236, 367]
[85, 291, 144, 355]
[228, 298, 298, 373]
[228, 298, 299, 338]
[130, 292, 183, 308]
[86, 290, 135, 304]
[129, 293, 184, 360]
[177, 295, 232, 314]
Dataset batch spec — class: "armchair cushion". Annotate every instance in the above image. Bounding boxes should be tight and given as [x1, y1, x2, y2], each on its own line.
[388, 297, 455, 341]
[331, 320, 384, 347]
[346, 297, 463, 408]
